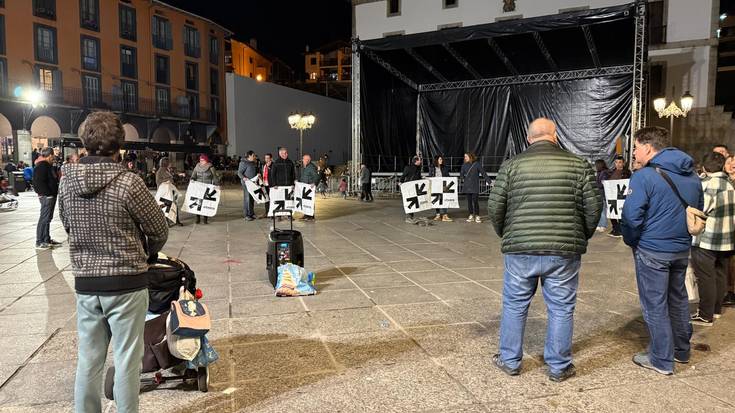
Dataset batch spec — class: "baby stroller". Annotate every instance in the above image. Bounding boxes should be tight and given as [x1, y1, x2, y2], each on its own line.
[104, 255, 209, 400]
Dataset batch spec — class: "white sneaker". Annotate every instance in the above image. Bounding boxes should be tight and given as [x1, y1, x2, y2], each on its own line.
[714, 313, 722, 319]
[466, 215, 474, 222]
[596, 226, 606, 233]
[475, 216, 482, 223]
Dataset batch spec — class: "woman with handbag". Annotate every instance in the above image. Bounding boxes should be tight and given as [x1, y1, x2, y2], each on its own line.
[430, 155, 452, 222]
[460, 152, 491, 223]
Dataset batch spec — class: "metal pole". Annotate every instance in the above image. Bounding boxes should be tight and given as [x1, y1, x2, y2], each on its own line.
[299, 128, 303, 160]
[670, 115, 674, 140]
[351, 38, 362, 194]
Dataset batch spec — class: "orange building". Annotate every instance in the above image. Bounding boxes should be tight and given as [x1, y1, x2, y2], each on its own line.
[305, 41, 351, 83]
[0, 0, 232, 164]
[226, 38, 271, 82]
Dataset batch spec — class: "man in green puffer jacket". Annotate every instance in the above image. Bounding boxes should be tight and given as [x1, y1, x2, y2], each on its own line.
[487, 118, 601, 383]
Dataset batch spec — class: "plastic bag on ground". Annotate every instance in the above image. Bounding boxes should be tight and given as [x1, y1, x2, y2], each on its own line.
[275, 263, 317, 297]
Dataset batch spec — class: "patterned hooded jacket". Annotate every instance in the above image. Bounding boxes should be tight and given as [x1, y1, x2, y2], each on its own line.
[59, 157, 168, 295]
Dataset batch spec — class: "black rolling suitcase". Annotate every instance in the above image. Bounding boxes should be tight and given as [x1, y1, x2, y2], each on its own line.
[266, 214, 304, 287]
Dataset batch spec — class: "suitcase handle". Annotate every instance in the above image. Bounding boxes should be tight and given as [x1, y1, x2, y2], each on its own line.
[271, 211, 293, 231]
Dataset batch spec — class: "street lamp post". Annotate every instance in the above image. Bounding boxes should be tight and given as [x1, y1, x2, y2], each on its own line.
[653, 87, 694, 138]
[287, 113, 316, 160]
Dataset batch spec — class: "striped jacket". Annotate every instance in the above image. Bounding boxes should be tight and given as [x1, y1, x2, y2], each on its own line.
[692, 172, 735, 251]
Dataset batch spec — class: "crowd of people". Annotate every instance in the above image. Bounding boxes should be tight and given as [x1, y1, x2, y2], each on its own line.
[4, 108, 735, 412]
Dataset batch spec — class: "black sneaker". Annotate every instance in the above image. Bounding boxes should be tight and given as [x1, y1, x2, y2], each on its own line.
[607, 231, 623, 238]
[722, 292, 735, 307]
[35, 243, 51, 250]
[674, 357, 689, 364]
[48, 240, 62, 246]
[690, 312, 713, 327]
[492, 354, 520, 376]
[548, 364, 576, 382]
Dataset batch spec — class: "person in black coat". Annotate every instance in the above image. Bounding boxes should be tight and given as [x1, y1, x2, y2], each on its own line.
[460, 152, 491, 223]
[429, 155, 452, 222]
[401, 156, 423, 223]
[269, 147, 295, 187]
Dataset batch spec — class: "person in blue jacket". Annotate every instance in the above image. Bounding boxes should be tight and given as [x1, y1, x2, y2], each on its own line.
[23, 162, 34, 191]
[621, 126, 703, 376]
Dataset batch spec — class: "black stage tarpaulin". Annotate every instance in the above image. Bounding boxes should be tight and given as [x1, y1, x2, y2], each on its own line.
[357, 2, 638, 172]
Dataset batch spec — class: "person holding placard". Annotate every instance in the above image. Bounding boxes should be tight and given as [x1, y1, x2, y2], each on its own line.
[238, 151, 258, 221]
[430, 155, 452, 222]
[189, 154, 220, 224]
[299, 154, 319, 221]
[401, 156, 423, 223]
[602, 155, 631, 238]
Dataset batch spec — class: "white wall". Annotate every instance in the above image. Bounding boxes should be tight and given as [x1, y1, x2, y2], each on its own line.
[355, 0, 713, 42]
[355, 0, 631, 40]
[226, 73, 351, 164]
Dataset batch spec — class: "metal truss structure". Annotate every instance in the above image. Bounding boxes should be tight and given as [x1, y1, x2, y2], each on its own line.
[630, 0, 648, 166]
[351, 40, 362, 193]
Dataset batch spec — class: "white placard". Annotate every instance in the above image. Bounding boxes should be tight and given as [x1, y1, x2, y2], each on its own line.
[268, 186, 295, 217]
[294, 181, 316, 216]
[181, 181, 220, 217]
[429, 177, 459, 209]
[603, 179, 630, 219]
[155, 182, 178, 223]
[400, 179, 432, 214]
[245, 178, 269, 204]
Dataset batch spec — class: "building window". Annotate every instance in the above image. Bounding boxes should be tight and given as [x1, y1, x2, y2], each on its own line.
[310, 72, 317, 80]
[33, 0, 56, 20]
[152, 16, 172, 50]
[209, 36, 218, 65]
[185, 62, 198, 90]
[648, 1, 666, 46]
[249, 57, 253, 64]
[443, 0, 457, 8]
[184, 26, 200, 58]
[155, 54, 169, 84]
[155, 87, 170, 114]
[0, 58, 7, 97]
[119, 4, 136, 41]
[80, 0, 99, 31]
[82, 74, 101, 107]
[210, 68, 218, 96]
[187, 92, 199, 118]
[310, 57, 317, 65]
[210, 97, 219, 125]
[120, 46, 137, 79]
[387, 0, 400, 16]
[0, 14, 5, 56]
[34, 24, 57, 64]
[81, 36, 100, 72]
[121, 80, 137, 112]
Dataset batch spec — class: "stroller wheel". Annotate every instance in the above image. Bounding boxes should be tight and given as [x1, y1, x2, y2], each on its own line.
[104, 366, 115, 400]
[197, 367, 209, 392]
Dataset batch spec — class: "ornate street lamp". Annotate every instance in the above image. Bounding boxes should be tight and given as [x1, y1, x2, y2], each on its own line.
[653, 87, 694, 137]
[288, 113, 316, 160]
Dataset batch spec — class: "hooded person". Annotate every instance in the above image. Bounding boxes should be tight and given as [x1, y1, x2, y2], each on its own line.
[58, 111, 168, 413]
[189, 153, 220, 224]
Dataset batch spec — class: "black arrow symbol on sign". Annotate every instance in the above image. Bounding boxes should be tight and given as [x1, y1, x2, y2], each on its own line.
[203, 188, 217, 201]
[274, 200, 286, 212]
[159, 198, 173, 213]
[432, 193, 444, 205]
[616, 184, 627, 200]
[254, 187, 265, 201]
[301, 187, 313, 201]
[415, 183, 427, 196]
[406, 196, 419, 210]
[608, 200, 618, 215]
[296, 197, 303, 209]
[285, 188, 293, 200]
[443, 181, 455, 194]
[189, 197, 203, 211]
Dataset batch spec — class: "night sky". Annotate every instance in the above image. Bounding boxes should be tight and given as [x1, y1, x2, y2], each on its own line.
[163, 0, 352, 77]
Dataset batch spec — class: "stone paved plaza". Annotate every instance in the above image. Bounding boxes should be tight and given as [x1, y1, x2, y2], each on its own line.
[1, 189, 735, 412]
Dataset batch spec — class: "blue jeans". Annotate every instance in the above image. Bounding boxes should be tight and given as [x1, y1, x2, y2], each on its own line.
[242, 186, 254, 218]
[598, 193, 607, 228]
[36, 195, 56, 245]
[499, 254, 581, 374]
[633, 248, 692, 372]
[75, 289, 148, 413]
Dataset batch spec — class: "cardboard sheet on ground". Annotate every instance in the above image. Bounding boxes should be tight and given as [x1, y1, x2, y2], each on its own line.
[155, 182, 179, 223]
[603, 179, 630, 219]
[245, 177, 269, 204]
[429, 177, 459, 209]
[268, 186, 295, 217]
[400, 179, 432, 214]
[181, 181, 220, 217]
[294, 181, 316, 216]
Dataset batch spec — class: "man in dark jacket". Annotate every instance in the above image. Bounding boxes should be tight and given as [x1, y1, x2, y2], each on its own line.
[59, 112, 168, 413]
[360, 163, 373, 202]
[299, 154, 319, 221]
[488, 118, 600, 382]
[270, 147, 295, 187]
[621, 127, 703, 375]
[401, 156, 423, 223]
[33, 147, 61, 249]
[237, 150, 258, 221]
